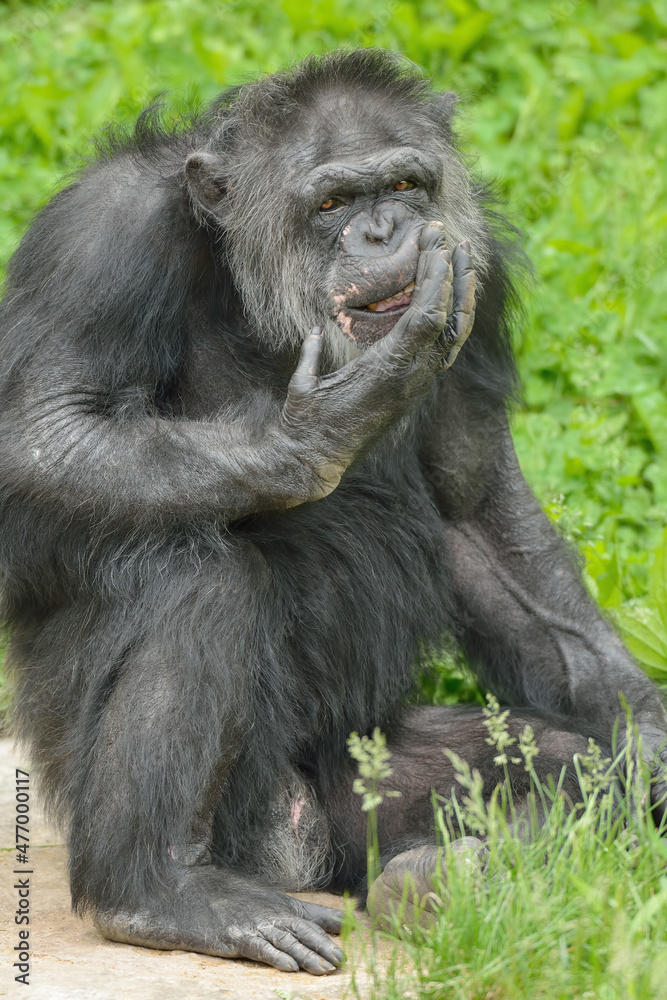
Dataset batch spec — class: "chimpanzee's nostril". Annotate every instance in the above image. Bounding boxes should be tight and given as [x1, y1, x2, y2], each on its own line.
[366, 224, 394, 245]
[364, 211, 395, 245]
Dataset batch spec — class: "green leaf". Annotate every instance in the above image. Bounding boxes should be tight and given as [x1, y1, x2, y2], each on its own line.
[438, 11, 494, 61]
[547, 238, 598, 255]
[617, 606, 667, 678]
[604, 73, 655, 111]
[648, 527, 667, 616]
[557, 86, 586, 142]
[585, 540, 623, 609]
[609, 32, 646, 59]
[633, 390, 667, 456]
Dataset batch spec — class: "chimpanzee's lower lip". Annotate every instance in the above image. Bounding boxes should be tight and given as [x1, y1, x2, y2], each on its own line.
[336, 304, 411, 347]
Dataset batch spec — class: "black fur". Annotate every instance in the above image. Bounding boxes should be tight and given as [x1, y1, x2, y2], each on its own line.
[1, 50, 664, 975]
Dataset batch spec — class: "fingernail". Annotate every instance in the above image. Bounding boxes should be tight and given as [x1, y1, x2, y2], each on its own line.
[430, 220, 445, 229]
[334, 947, 344, 962]
[459, 240, 470, 250]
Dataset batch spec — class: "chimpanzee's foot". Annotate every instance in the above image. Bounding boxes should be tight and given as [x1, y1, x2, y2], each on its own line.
[93, 863, 344, 975]
[367, 839, 487, 930]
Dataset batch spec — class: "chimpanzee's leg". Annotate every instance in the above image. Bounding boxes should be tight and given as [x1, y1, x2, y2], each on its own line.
[323, 704, 596, 889]
[11, 541, 343, 975]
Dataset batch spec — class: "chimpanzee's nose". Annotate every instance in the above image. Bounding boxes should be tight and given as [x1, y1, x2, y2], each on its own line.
[365, 210, 394, 244]
[341, 204, 414, 257]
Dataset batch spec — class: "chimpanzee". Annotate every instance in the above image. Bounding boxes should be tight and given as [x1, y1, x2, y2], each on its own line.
[0, 49, 665, 976]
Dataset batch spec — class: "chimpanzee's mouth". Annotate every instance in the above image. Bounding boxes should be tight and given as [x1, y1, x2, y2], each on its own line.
[364, 280, 415, 313]
[334, 275, 418, 346]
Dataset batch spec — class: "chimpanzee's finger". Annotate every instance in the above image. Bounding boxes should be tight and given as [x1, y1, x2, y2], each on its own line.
[411, 222, 450, 310]
[411, 220, 446, 292]
[284, 327, 324, 420]
[419, 219, 446, 253]
[238, 932, 299, 972]
[287, 917, 343, 966]
[404, 245, 452, 341]
[299, 900, 345, 935]
[434, 241, 476, 371]
[445, 261, 455, 318]
[294, 327, 324, 383]
[450, 241, 476, 339]
[383, 246, 452, 357]
[263, 925, 337, 975]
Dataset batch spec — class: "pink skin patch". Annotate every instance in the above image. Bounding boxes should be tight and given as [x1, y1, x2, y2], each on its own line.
[290, 797, 306, 840]
[337, 310, 355, 340]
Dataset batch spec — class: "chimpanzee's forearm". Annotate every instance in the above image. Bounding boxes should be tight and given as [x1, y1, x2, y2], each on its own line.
[0, 390, 320, 531]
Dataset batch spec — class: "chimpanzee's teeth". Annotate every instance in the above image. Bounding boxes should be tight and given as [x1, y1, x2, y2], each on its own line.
[366, 280, 415, 312]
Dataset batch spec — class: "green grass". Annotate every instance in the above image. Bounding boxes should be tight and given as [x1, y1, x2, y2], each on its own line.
[1, 1, 666, 995]
[354, 787, 667, 999]
[346, 703, 667, 1000]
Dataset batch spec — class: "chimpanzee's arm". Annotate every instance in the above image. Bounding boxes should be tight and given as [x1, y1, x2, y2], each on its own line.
[420, 379, 667, 758]
[0, 373, 325, 528]
[0, 224, 453, 537]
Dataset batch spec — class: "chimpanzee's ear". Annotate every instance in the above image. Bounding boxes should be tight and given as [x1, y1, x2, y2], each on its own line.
[185, 151, 228, 219]
[431, 91, 459, 135]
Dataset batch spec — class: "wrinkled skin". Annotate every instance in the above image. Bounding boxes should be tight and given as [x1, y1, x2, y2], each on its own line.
[95, 864, 345, 975]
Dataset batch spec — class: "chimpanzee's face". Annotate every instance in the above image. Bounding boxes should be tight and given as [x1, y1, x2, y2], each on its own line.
[297, 146, 443, 346]
[185, 85, 488, 362]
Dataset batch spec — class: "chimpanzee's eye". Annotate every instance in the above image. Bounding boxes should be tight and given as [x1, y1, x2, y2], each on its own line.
[394, 180, 416, 191]
[319, 197, 345, 213]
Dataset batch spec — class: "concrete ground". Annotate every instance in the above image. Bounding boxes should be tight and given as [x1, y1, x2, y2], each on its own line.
[0, 739, 383, 1000]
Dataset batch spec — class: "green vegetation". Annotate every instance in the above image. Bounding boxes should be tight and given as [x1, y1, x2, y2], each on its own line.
[1, 1, 666, 994]
[348, 698, 667, 1000]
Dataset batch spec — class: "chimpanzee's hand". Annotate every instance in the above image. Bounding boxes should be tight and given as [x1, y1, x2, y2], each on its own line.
[94, 863, 344, 975]
[280, 222, 476, 501]
[379, 227, 475, 373]
[210, 893, 344, 974]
